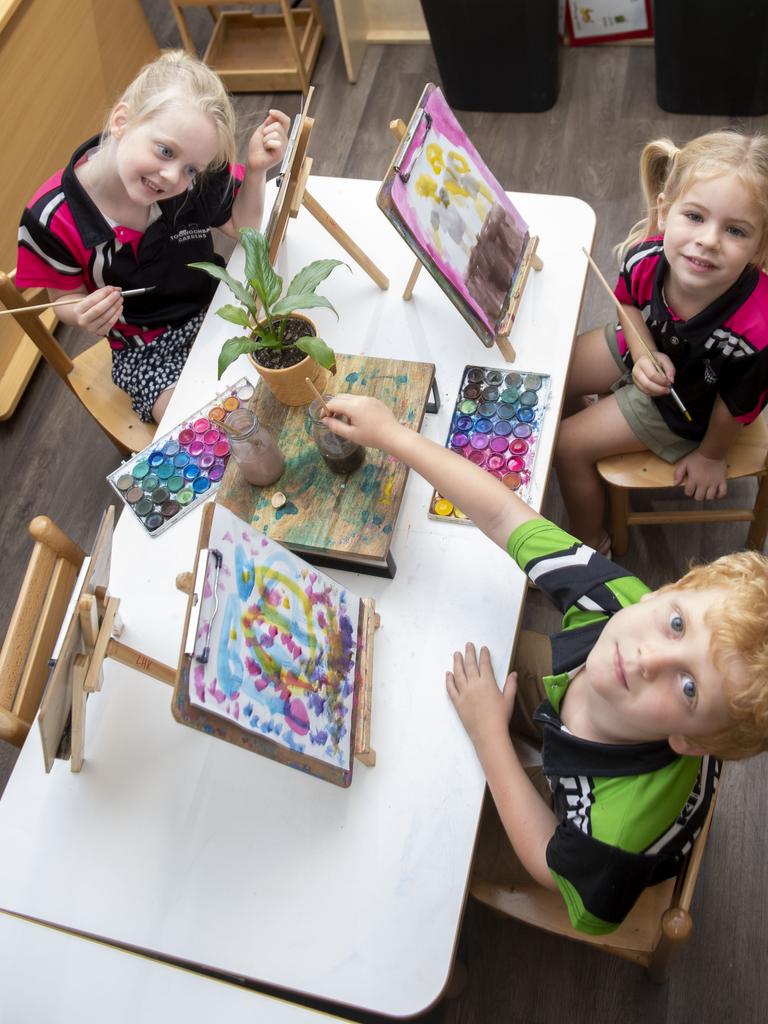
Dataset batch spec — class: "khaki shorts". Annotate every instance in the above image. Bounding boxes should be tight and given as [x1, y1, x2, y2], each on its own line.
[604, 322, 699, 464]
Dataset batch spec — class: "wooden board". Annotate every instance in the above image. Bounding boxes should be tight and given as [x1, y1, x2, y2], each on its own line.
[216, 353, 435, 574]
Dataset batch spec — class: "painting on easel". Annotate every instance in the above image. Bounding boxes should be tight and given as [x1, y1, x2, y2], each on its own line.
[174, 503, 369, 786]
[378, 84, 535, 349]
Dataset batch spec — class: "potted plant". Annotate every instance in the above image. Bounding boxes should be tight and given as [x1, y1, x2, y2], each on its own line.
[190, 228, 346, 406]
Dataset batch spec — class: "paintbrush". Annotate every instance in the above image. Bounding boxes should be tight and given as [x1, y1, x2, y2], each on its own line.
[305, 377, 332, 417]
[196, 548, 223, 665]
[581, 248, 692, 423]
[0, 285, 156, 317]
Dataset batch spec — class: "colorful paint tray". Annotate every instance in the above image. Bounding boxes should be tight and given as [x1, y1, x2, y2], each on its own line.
[107, 377, 256, 537]
[429, 364, 551, 523]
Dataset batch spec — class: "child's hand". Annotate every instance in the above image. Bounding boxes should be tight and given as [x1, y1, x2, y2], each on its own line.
[673, 449, 728, 500]
[72, 286, 123, 336]
[247, 110, 291, 173]
[322, 395, 402, 450]
[446, 643, 516, 752]
[631, 351, 675, 397]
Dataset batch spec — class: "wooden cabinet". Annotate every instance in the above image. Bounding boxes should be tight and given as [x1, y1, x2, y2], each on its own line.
[333, 0, 428, 83]
[0, 0, 158, 419]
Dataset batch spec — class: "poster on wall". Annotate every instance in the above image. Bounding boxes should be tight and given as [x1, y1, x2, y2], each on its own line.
[566, 0, 653, 45]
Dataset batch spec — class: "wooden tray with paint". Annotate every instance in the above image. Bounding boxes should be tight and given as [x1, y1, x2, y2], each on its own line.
[216, 353, 436, 577]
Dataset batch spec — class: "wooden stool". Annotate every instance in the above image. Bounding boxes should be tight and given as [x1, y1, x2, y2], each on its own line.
[597, 415, 768, 557]
[170, 1, 324, 93]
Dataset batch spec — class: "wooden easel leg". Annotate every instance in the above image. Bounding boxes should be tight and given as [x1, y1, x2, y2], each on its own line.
[354, 600, 379, 767]
[70, 654, 88, 773]
[302, 190, 389, 291]
[495, 334, 516, 363]
[403, 259, 421, 300]
[531, 252, 543, 272]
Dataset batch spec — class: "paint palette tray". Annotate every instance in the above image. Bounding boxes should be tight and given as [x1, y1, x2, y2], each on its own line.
[429, 364, 551, 523]
[107, 377, 256, 537]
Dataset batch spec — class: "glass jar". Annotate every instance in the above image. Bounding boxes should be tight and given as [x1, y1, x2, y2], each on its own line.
[308, 397, 365, 475]
[223, 409, 284, 486]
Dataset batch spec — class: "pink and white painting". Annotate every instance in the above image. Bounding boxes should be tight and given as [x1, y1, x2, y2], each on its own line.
[379, 84, 530, 345]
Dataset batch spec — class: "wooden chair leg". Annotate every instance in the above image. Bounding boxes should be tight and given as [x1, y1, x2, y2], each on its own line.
[646, 906, 691, 984]
[606, 484, 630, 557]
[746, 472, 768, 551]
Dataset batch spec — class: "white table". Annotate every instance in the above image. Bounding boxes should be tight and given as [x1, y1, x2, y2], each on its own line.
[0, 911, 348, 1023]
[0, 178, 594, 1017]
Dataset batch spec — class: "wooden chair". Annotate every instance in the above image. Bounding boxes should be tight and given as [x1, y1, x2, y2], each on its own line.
[0, 270, 155, 456]
[0, 516, 85, 748]
[597, 415, 768, 557]
[471, 779, 720, 983]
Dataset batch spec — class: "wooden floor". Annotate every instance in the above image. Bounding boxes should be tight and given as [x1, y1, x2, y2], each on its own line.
[2, 1, 767, 1020]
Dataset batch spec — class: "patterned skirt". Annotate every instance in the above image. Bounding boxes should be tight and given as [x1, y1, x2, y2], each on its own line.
[111, 312, 205, 423]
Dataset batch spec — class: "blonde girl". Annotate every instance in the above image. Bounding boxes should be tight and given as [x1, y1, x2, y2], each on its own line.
[554, 130, 768, 554]
[17, 51, 289, 424]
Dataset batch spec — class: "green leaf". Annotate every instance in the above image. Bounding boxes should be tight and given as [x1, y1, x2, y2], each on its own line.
[239, 227, 282, 309]
[217, 336, 257, 379]
[295, 335, 337, 373]
[286, 259, 348, 297]
[216, 304, 252, 328]
[272, 293, 338, 318]
[188, 261, 257, 314]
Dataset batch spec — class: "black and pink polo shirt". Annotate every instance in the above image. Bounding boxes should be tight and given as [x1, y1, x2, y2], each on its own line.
[613, 236, 768, 439]
[16, 136, 244, 350]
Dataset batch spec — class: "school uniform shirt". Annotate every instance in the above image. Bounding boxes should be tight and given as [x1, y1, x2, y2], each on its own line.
[507, 518, 720, 936]
[16, 136, 245, 350]
[613, 236, 768, 439]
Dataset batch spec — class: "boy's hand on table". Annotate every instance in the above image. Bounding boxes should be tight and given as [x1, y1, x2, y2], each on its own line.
[446, 643, 516, 753]
[673, 449, 728, 500]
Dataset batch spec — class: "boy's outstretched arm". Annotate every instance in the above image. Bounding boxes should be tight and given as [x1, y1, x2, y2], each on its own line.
[448, 644, 558, 889]
[323, 395, 541, 549]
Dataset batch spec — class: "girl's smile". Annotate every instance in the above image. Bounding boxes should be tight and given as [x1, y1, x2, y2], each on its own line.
[659, 172, 763, 314]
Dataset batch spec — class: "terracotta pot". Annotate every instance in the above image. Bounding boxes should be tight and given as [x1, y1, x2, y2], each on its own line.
[247, 313, 329, 407]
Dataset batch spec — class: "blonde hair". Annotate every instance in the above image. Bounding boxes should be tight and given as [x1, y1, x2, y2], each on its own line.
[617, 130, 768, 271]
[101, 50, 237, 171]
[656, 550, 768, 760]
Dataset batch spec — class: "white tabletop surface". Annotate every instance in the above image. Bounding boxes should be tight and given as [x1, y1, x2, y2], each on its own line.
[0, 911, 348, 1023]
[0, 177, 594, 1017]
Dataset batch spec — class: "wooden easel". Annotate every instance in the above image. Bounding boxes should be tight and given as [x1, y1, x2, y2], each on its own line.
[38, 507, 177, 773]
[40, 504, 378, 775]
[388, 118, 544, 364]
[174, 501, 378, 775]
[266, 88, 389, 292]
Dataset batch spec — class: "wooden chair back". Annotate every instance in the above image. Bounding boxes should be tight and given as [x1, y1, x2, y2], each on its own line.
[597, 415, 768, 556]
[0, 517, 85, 748]
[0, 271, 155, 456]
[471, 776, 720, 983]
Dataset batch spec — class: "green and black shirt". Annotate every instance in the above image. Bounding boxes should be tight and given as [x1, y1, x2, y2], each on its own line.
[508, 519, 719, 935]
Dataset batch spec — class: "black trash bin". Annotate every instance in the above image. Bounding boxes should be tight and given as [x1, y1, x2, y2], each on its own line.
[655, 1, 768, 115]
[418, 0, 559, 112]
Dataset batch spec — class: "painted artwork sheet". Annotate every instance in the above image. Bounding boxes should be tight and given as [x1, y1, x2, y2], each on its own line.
[378, 84, 530, 346]
[189, 504, 360, 773]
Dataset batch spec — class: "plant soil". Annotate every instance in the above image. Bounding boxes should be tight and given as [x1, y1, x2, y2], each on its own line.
[252, 316, 317, 370]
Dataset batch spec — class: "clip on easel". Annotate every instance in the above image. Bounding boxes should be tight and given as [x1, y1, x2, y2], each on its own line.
[39, 503, 377, 774]
[387, 116, 544, 364]
[265, 87, 389, 293]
